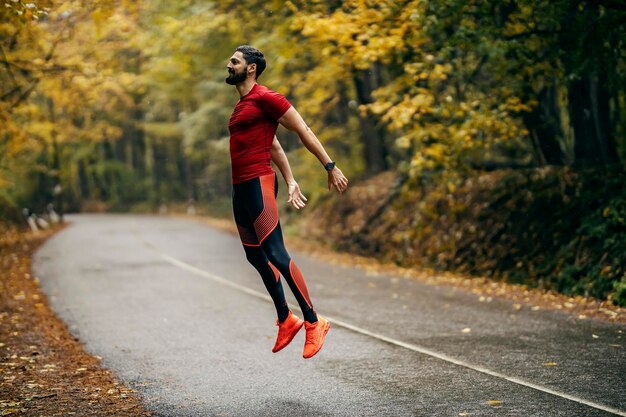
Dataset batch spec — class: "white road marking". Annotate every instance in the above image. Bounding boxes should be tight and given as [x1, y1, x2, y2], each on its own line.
[154, 248, 625, 417]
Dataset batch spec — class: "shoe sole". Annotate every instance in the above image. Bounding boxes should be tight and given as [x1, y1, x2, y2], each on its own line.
[272, 320, 304, 353]
[303, 321, 330, 359]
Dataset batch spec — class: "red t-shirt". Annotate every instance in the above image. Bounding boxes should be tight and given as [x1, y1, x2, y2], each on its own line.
[228, 84, 292, 184]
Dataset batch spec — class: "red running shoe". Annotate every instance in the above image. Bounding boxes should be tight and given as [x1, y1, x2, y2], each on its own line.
[303, 316, 330, 359]
[272, 311, 304, 353]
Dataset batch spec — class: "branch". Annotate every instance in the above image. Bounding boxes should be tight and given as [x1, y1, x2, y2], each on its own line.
[5, 35, 63, 110]
[0, 46, 19, 84]
[467, 54, 489, 85]
[0, 58, 35, 76]
[1, 86, 22, 101]
[10, 79, 39, 109]
[502, 29, 559, 41]
[469, 160, 537, 171]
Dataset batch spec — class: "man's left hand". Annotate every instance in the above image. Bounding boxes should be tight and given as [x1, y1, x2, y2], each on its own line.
[328, 167, 349, 194]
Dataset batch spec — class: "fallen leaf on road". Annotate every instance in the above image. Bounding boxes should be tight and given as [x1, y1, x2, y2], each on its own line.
[461, 327, 471, 333]
[543, 362, 558, 366]
[592, 334, 599, 339]
[487, 400, 502, 406]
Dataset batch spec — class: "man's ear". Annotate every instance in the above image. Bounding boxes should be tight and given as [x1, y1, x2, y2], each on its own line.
[248, 63, 256, 76]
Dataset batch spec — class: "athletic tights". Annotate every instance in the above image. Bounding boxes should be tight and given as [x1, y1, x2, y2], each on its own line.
[232, 172, 318, 324]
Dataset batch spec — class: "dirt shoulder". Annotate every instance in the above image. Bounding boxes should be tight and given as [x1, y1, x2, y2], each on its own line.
[0, 226, 152, 416]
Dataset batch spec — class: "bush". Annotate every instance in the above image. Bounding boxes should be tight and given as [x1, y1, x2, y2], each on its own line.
[302, 166, 626, 305]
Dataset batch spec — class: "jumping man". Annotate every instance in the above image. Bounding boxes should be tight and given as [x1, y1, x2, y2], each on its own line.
[226, 45, 348, 358]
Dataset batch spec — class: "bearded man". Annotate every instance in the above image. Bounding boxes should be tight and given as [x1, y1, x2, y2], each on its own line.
[226, 45, 348, 358]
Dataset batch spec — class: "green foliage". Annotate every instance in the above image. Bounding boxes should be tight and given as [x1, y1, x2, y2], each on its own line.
[614, 279, 626, 307]
[0, 189, 21, 223]
[304, 167, 626, 305]
[553, 183, 626, 303]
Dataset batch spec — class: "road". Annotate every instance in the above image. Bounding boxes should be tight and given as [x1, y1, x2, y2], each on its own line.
[33, 214, 626, 416]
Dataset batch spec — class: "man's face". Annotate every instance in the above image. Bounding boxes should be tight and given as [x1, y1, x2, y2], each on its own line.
[225, 51, 249, 85]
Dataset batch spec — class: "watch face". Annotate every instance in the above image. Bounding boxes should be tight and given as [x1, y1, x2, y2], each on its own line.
[325, 162, 335, 171]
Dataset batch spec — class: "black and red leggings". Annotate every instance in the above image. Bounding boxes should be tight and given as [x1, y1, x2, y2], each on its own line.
[232, 172, 318, 323]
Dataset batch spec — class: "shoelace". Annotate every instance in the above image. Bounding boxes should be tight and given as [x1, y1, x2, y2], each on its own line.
[305, 324, 318, 344]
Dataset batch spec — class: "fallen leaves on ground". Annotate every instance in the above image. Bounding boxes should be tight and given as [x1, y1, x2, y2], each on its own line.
[0, 225, 152, 416]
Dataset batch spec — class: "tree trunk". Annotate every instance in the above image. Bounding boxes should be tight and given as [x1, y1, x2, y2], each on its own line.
[353, 66, 388, 175]
[47, 98, 65, 221]
[570, 74, 619, 167]
[522, 83, 566, 166]
[77, 159, 90, 199]
[611, 92, 625, 162]
[144, 135, 159, 204]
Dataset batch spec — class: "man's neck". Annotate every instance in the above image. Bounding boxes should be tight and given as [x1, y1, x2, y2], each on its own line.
[236, 78, 257, 97]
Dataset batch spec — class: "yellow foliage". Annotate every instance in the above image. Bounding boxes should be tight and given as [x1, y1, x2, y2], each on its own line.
[285, 0, 537, 183]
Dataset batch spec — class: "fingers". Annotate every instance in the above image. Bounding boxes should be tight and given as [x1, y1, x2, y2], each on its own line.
[329, 170, 349, 194]
[288, 187, 307, 210]
[336, 176, 348, 192]
[290, 195, 307, 209]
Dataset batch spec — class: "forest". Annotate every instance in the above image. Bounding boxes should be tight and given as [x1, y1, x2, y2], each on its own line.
[1, 0, 625, 305]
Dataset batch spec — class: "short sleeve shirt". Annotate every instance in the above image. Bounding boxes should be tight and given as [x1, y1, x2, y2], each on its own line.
[228, 84, 292, 184]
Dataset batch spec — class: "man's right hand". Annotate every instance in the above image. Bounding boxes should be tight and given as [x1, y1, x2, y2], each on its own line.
[328, 166, 349, 194]
[287, 181, 308, 209]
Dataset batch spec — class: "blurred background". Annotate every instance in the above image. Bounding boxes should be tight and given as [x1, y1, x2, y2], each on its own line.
[1, 0, 625, 305]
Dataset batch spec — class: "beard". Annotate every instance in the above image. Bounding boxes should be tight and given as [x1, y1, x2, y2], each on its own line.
[225, 67, 248, 85]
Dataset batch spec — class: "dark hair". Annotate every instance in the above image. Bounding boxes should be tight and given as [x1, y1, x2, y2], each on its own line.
[236, 45, 266, 79]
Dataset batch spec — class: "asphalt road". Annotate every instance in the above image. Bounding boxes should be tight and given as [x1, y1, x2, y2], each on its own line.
[33, 214, 626, 417]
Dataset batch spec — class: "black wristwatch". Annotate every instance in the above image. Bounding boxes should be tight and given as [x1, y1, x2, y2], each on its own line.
[324, 161, 336, 171]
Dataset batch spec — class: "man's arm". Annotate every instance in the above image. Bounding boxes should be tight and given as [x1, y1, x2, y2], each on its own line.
[278, 107, 349, 194]
[270, 136, 307, 210]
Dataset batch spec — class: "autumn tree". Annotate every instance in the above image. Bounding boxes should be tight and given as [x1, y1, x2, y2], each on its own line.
[1, 0, 145, 218]
[2, 0, 624, 224]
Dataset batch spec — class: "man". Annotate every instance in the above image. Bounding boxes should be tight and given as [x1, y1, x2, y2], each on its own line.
[226, 45, 348, 358]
